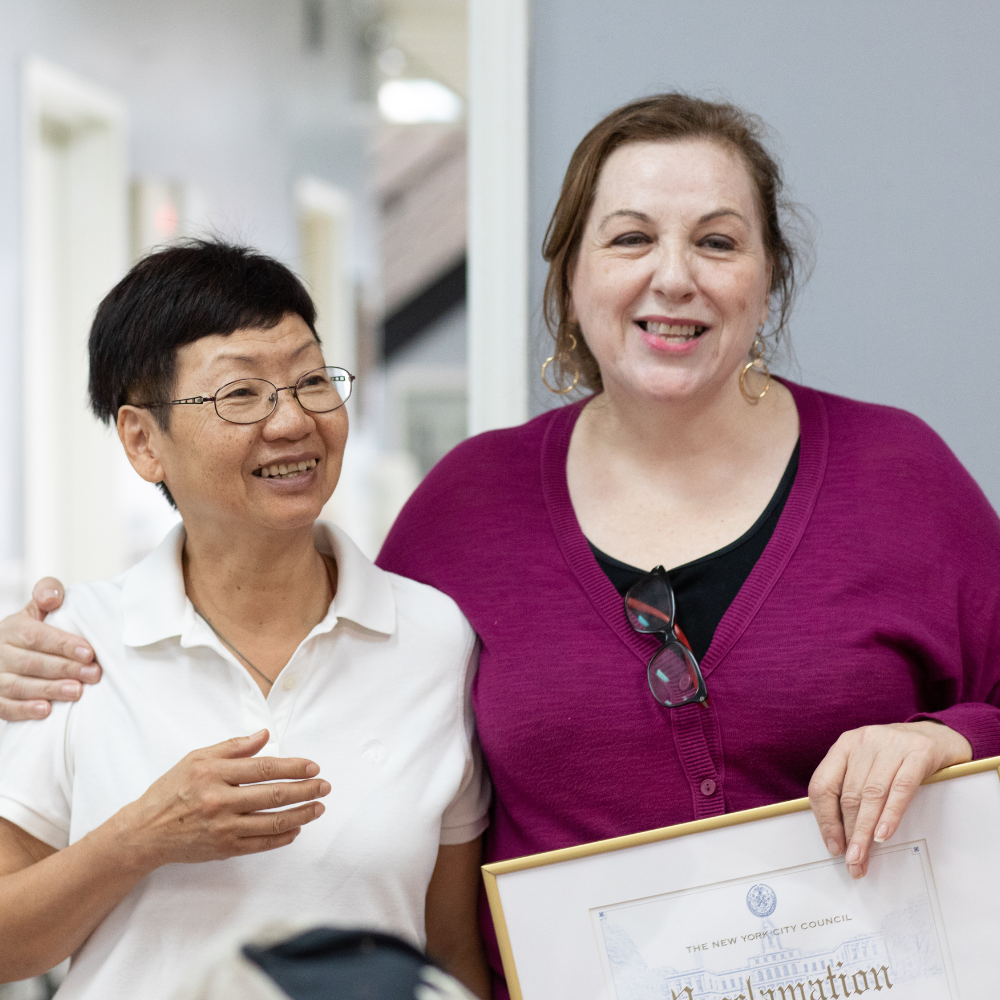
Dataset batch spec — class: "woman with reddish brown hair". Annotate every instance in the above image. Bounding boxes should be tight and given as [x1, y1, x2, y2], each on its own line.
[3, 95, 1000, 999]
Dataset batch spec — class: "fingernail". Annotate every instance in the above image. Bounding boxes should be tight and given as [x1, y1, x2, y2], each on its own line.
[318, 780, 331, 795]
[74, 646, 92, 662]
[314, 803, 325, 818]
[826, 839, 841, 856]
[43, 589, 60, 601]
[60, 681, 81, 698]
[80, 666, 99, 682]
[247, 729, 267, 739]
[31, 701, 50, 718]
[305, 762, 320, 777]
[845, 843, 861, 865]
[874, 823, 889, 843]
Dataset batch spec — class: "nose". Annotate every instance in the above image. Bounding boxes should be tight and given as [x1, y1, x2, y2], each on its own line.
[650, 239, 697, 303]
[262, 385, 313, 439]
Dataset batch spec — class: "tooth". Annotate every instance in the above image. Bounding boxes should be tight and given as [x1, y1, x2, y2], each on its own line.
[276, 464, 286, 475]
[298, 461, 308, 471]
[261, 467, 269, 478]
[269, 465, 280, 476]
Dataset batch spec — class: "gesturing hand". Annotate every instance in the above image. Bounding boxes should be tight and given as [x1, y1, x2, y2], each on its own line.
[808, 721, 971, 880]
[116, 729, 330, 868]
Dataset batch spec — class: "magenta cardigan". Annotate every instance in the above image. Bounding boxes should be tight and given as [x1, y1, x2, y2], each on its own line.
[377, 381, 1000, 988]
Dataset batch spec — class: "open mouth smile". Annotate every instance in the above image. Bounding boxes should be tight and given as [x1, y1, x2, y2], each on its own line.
[636, 320, 709, 342]
[253, 458, 319, 480]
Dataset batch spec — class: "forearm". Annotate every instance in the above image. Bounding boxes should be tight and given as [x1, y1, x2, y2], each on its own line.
[425, 838, 491, 998]
[435, 934, 491, 999]
[0, 812, 151, 981]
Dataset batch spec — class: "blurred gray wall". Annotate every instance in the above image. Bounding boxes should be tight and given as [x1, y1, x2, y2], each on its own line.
[0, 0, 376, 580]
[528, 1, 1000, 510]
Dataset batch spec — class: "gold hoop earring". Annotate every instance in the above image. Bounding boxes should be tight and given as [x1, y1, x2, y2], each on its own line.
[739, 327, 771, 404]
[541, 333, 580, 395]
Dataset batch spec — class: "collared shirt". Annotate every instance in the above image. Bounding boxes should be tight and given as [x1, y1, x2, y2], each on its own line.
[0, 522, 489, 1000]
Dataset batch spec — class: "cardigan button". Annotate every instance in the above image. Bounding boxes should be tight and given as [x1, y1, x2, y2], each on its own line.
[700, 778, 717, 797]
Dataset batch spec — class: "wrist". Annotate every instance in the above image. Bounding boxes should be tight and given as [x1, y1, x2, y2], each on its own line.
[91, 801, 161, 878]
[909, 720, 973, 767]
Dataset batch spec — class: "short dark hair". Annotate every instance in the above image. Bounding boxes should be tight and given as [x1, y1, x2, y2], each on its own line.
[88, 239, 319, 506]
[542, 93, 810, 393]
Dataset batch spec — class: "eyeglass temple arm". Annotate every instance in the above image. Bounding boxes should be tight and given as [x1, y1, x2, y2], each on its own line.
[169, 396, 217, 405]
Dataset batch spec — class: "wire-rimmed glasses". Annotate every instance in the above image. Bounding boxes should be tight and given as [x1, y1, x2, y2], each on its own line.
[140, 366, 355, 425]
[624, 565, 708, 708]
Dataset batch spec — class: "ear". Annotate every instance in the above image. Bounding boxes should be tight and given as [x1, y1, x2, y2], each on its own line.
[117, 406, 168, 486]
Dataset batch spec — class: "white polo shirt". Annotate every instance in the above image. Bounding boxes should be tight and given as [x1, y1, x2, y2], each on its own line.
[0, 522, 489, 1000]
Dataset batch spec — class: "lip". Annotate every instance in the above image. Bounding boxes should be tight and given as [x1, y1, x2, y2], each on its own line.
[635, 316, 711, 356]
[251, 453, 322, 483]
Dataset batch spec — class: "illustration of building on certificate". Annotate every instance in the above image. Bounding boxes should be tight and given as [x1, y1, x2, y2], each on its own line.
[591, 841, 956, 999]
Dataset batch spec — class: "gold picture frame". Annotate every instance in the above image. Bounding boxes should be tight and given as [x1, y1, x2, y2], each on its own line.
[483, 756, 1000, 1000]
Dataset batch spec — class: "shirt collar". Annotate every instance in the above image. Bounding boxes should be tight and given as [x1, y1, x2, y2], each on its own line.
[316, 521, 397, 635]
[120, 520, 396, 648]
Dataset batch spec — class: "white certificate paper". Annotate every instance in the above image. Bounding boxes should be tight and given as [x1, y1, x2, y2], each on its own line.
[593, 841, 955, 1000]
[483, 761, 1000, 1000]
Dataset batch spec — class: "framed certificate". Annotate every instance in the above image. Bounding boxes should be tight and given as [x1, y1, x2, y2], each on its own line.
[482, 757, 1000, 999]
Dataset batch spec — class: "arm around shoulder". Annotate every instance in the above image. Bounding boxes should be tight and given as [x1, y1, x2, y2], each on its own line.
[0, 579, 100, 723]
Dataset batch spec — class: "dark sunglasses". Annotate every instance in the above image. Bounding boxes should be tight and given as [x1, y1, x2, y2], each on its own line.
[624, 566, 708, 708]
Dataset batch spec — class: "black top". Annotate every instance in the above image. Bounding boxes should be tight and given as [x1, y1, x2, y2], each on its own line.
[589, 441, 800, 662]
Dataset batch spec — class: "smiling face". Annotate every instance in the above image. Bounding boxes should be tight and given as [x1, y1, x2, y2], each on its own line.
[569, 139, 773, 405]
[125, 312, 347, 536]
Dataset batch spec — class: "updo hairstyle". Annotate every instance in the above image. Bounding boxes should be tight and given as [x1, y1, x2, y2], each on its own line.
[542, 93, 807, 393]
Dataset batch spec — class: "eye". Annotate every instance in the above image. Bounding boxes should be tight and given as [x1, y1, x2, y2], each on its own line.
[611, 232, 651, 248]
[700, 235, 736, 251]
[217, 381, 265, 401]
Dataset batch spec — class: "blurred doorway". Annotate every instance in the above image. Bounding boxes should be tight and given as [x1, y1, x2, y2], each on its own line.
[21, 58, 128, 587]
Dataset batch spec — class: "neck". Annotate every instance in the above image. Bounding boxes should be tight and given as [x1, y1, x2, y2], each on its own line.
[181, 518, 332, 639]
[584, 369, 775, 466]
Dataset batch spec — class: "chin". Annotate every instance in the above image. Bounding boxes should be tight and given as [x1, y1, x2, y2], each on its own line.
[616, 366, 707, 401]
[255, 495, 328, 532]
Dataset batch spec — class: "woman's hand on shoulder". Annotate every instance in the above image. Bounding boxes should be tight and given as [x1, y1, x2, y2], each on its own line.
[0, 577, 101, 722]
[113, 729, 330, 870]
[808, 721, 972, 880]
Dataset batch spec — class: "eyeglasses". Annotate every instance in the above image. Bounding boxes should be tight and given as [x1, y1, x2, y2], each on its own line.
[138, 366, 355, 425]
[624, 566, 708, 708]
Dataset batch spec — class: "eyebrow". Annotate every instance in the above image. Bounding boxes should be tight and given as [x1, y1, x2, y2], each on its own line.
[210, 340, 318, 368]
[698, 208, 750, 226]
[598, 207, 751, 230]
[598, 209, 654, 230]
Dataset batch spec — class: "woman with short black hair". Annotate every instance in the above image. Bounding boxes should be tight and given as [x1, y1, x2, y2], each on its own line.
[0, 241, 490, 999]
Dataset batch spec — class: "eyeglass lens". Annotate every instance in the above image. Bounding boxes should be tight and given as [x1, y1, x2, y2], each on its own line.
[647, 642, 702, 707]
[214, 367, 352, 424]
[624, 571, 675, 633]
